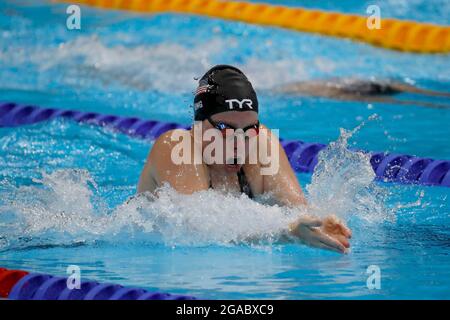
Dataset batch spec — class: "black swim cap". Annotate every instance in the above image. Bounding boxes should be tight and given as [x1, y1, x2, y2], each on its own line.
[193, 65, 258, 121]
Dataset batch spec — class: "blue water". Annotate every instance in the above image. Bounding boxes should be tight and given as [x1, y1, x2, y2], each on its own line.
[0, 0, 449, 299]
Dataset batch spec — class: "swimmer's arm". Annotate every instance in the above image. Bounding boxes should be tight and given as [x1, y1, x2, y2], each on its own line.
[239, 216, 350, 254]
[137, 130, 209, 194]
[390, 82, 450, 98]
[258, 127, 350, 253]
[260, 125, 307, 207]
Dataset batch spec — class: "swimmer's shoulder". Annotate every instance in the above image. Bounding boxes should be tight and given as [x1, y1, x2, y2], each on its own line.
[138, 130, 183, 194]
[149, 128, 191, 158]
[148, 128, 210, 194]
[144, 128, 190, 176]
[140, 128, 205, 193]
[258, 123, 280, 147]
[153, 128, 190, 146]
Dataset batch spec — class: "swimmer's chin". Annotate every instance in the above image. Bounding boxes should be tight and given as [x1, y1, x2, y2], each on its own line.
[224, 164, 242, 173]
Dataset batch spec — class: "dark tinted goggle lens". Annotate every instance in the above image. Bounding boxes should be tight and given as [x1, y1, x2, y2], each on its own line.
[209, 118, 259, 138]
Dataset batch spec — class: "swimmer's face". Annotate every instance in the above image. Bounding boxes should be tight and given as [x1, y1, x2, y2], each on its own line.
[202, 111, 259, 172]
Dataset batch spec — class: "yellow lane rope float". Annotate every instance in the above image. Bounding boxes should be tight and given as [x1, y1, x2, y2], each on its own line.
[57, 0, 450, 53]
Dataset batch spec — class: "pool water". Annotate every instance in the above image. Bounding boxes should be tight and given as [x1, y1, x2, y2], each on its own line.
[0, 0, 449, 299]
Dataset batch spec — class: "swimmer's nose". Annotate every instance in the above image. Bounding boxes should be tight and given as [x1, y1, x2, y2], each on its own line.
[233, 143, 247, 155]
[235, 141, 245, 149]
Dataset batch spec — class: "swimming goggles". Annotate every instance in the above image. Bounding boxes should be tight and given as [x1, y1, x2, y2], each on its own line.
[207, 117, 260, 138]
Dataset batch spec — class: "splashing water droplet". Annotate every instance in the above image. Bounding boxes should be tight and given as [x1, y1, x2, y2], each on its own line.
[0, 117, 401, 250]
[306, 118, 394, 223]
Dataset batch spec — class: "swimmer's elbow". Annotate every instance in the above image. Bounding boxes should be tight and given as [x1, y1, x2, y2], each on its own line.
[137, 166, 158, 194]
[137, 179, 151, 194]
[136, 181, 147, 194]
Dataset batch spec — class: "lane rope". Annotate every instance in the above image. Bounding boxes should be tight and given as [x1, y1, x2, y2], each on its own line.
[56, 0, 450, 53]
[0, 267, 196, 300]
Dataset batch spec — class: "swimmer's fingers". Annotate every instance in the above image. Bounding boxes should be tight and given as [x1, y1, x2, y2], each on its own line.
[332, 219, 352, 239]
[289, 217, 322, 234]
[295, 223, 347, 254]
[334, 234, 350, 248]
[333, 215, 352, 238]
[291, 216, 348, 253]
[310, 230, 348, 254]
[323, 215, 352, 239]
[341, 224, 352, 239]
[297, 216, 323, 227]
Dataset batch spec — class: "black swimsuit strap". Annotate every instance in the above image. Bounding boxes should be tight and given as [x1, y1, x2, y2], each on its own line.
[237, 167, 254, 199]
[208, 167, 254, 199]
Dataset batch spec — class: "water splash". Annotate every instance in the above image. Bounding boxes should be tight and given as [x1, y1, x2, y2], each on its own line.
[0, 119, 403, 251]
[306, 115, 395, 223]
[0, 169, 303, 250]
[1, 33, 310, 93]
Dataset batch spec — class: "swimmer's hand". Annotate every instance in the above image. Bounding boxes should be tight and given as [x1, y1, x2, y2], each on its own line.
[288, 215, 352, 254]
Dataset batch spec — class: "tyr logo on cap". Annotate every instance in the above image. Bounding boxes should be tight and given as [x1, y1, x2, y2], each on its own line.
[225, 99, 253, 110]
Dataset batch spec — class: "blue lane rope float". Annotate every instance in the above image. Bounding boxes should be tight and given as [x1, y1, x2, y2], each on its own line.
[1, 102, 449, 187]
[6, 270, 196, 300]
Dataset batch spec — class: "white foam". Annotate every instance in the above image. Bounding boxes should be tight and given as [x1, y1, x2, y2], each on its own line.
[0, 120, 399, 250]
[307, 124, 393, 223]
[33, 35, 222, 92]
[0, 169, 301, 250]
[3, 27, 449, 96]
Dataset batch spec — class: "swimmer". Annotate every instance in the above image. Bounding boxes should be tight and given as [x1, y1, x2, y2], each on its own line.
[278, 78, 450, 109]
[138, 65, 351, 253]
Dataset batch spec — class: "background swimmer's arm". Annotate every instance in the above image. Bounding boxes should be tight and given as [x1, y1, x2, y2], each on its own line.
[389, 82, 450, 98]
[260, 125, 307, 207]
[137, 130, 210, 194]
[277, 80, 450, 109]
